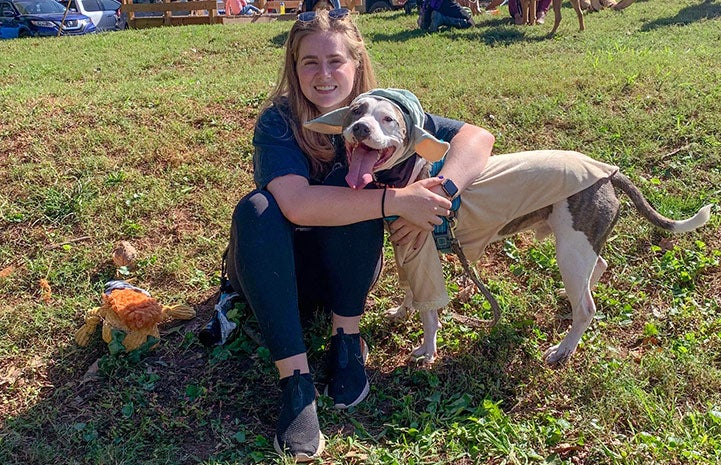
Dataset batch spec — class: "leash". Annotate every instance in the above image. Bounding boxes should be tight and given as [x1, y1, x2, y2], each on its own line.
[428, 160, 501, 326]
[380, 158, 501, 326]
[445, 209, 501, 327]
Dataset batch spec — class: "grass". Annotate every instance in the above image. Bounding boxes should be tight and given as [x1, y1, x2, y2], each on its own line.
[1, 2, 721, 463]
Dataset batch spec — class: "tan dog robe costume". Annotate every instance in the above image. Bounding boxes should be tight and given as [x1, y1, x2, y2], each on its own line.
[305, 89, 619, 314]
[393, 150, 618, 312]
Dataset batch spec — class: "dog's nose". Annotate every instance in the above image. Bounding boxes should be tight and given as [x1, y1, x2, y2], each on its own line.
[352, 122, 370, 140]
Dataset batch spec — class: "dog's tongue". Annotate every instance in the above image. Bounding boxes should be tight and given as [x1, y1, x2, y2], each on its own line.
[345, 146, 378, 190]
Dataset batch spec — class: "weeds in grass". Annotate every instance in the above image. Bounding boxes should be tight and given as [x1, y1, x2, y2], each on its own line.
[1, 2, 721, 464]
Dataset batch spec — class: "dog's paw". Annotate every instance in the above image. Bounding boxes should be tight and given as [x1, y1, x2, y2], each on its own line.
[385, 304, 414, 321]
[543, 344, 574, 365]
[410, 345, 436, 365]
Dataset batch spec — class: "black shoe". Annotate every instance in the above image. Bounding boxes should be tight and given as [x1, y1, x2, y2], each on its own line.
[325, 328, 370, 409]
[273, 370, 325, 462]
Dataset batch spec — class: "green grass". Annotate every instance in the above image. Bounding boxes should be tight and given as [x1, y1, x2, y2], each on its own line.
[1, 2, 721, 464]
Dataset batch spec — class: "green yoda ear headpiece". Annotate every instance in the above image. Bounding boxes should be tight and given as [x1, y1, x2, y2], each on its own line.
[304, 88, 450, 162]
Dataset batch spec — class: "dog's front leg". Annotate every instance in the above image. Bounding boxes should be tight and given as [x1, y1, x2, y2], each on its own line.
[411, 308, 441, 364]
[390, 230, 450, 364]
[385, 287, 415, 321]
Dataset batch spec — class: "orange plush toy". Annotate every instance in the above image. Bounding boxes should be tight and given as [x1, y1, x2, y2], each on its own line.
[76, 281, 196, 355]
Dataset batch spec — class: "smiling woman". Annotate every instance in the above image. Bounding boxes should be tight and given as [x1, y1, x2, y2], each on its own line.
[214, 6, 494, 462]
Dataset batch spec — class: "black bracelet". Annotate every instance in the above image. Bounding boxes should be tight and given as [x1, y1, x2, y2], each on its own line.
[381, 186, 388, 219]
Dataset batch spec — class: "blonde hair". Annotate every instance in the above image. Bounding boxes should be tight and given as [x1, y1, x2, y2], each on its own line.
[267, 10, 377, 178]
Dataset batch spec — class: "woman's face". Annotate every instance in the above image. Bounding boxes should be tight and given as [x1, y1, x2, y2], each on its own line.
[296, 31, 357, 114]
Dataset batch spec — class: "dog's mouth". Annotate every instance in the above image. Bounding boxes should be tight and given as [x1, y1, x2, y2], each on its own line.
[345, 142, 396, 190]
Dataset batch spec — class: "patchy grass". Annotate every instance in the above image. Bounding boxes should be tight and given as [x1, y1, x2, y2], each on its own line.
[1, 2, 720, 464]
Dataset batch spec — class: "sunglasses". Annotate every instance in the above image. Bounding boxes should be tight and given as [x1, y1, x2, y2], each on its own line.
[297, 8, 350, 22]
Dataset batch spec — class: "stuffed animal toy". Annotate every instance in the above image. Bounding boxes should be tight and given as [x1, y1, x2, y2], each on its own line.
[75, 280, 196, 355]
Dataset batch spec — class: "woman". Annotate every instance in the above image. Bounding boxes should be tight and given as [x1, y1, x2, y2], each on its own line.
[225, 8, 495, 461]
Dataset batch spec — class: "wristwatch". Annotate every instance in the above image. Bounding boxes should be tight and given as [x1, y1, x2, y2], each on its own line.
[440, 178, 459, 199]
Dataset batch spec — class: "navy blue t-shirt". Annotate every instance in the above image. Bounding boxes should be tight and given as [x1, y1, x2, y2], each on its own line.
[252, 97, 465, 190]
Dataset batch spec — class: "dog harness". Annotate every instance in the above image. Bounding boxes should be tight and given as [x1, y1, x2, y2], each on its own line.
[380, 157, 461, 253]
[429, 159, 462, 253]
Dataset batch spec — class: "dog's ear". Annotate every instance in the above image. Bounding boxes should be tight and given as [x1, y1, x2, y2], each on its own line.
[303, 106, 349, 135]
[412, 125, 450, 162]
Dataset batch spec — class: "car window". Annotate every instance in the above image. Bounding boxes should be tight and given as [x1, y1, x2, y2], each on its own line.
[81, 0, 103, 10]
[98, 0, 119, 9]
[15, 0, 66, 14]
[0, 2, 15, 15]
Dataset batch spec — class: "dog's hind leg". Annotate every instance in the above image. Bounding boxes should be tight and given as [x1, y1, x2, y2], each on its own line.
[556, 255, 606, 298]
[570, 0, 585, 31]
[544, 235, 599, 365]
[543, 201, 607, 364]
[590, 256, 607, 289]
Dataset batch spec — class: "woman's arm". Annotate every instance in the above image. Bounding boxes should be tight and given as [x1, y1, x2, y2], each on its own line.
[388, 122, 495, 247]
[267, 174, 452, 228]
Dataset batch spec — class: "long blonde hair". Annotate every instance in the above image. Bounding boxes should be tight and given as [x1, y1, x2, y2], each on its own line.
[267, 10, 377, 178]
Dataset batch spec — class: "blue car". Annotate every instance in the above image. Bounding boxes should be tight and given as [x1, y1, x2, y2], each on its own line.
[0, 0, 96, 38]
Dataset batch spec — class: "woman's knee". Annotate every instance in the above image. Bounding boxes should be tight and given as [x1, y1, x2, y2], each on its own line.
[232, 190, 283, 227]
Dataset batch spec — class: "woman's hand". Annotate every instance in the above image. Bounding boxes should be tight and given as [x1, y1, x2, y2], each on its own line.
[387, 217, 431, 249]
[385, 177, 451, 230]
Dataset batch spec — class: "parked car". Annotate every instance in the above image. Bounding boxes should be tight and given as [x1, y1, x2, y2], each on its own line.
[362, 0, 409, 13]
[57, 0, 124, 30]
[0, 0, 96, 38]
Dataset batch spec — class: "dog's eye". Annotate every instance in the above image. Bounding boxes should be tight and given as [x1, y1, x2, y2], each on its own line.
[383, 116, 396, 124]
[351, 107, 362, 115]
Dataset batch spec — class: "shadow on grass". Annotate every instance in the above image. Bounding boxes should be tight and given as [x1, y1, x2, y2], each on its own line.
[641, 0, 721, 30]
[367, 16, 567, 46]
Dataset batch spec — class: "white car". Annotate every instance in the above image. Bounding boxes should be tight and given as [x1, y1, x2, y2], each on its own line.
[57, 0, 122, 30]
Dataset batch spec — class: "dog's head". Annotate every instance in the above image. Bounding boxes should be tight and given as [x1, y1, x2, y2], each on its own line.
[305, 88, 450, 189]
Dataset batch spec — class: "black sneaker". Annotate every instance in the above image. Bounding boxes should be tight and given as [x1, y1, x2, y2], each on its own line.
[325, 328, 370, 409]
[273, 370, 325, 462]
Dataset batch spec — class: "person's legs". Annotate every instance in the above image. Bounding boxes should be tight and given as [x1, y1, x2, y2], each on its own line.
[318, 214, 382, 408]
[508, 0, 524, 23]
[429, 10, 442, 31]
[226, 190, 322, 460]
[536, 0, 551, 22]
[227, 190, 308, 364]
[430, 10, 473, 30]
[318, 167, 384, 409]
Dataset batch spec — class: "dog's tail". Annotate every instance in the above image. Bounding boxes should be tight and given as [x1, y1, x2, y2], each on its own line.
[612, 173, 712, 233]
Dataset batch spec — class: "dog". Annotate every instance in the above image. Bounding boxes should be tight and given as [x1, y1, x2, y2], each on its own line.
[305, 88, 712, 365]
[547, 0, 585, 35]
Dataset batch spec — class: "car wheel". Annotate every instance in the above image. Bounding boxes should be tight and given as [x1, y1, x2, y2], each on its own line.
[368, 1, 391, 12]
[18, 29, 30, 38]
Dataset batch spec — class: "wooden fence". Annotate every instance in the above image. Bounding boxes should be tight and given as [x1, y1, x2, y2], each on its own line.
[121, 0, 361, 28]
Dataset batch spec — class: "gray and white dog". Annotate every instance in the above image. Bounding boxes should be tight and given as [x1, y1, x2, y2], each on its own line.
[306, 88, 712, 365]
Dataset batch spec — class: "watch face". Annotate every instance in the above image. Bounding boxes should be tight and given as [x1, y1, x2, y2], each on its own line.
[442, 179, 459, 198]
